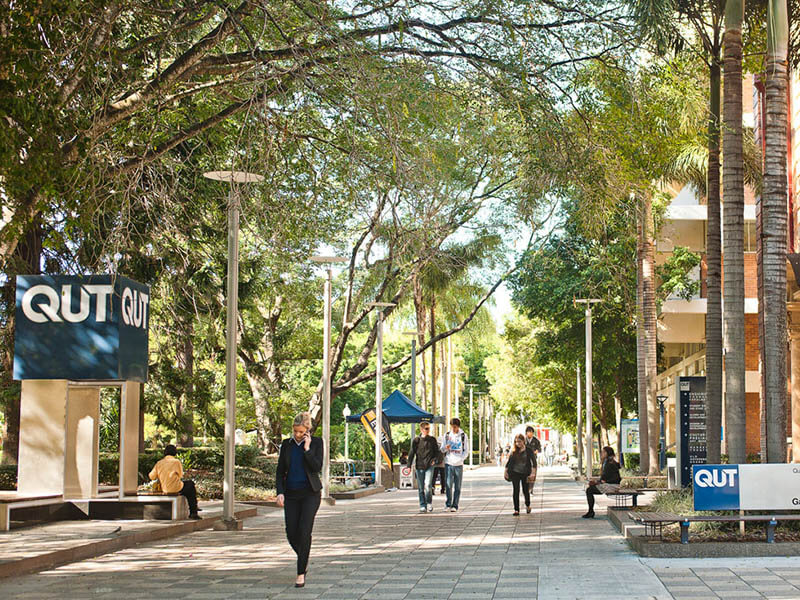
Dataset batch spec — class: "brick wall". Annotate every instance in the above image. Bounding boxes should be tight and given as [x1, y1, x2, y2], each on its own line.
[745, 314, 759, 371]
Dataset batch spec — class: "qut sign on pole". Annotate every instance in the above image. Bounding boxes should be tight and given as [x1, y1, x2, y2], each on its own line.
[13, 275, 149, 505]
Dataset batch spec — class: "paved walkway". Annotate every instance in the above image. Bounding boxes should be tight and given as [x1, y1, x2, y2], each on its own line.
[4, 467, 800, 599]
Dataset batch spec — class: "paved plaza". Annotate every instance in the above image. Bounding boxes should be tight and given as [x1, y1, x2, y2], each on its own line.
[4, 467, 800, 599]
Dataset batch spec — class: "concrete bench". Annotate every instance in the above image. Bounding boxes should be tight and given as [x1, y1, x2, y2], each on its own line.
[629, 511, 800, 544]
[86, 493, 190, 520]
[0, 494, 68, 531]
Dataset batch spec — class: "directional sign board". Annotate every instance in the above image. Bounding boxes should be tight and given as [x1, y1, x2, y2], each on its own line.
[693, 464, 800, 511]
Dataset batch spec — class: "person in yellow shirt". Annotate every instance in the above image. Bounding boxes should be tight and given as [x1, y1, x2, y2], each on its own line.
[149, 445, 200, 519]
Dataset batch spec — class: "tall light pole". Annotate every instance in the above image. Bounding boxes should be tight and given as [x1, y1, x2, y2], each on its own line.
[403, 330, 424, 443]
[467, 384, 477, 466]
[311, 255, 348, 502]
[453, 371, 464, 418]
[575, 298, 601, 480]
[342, 404, 351, 463]
[576, 362, 583, 476]
[203, 170, 264, 528]
[369, 302, 395, 486]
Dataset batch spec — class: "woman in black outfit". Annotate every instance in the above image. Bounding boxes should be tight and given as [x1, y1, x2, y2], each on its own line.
[276, 412, 323, 588]
[505, 434, 536, 516]
[582, 446, 622, 518]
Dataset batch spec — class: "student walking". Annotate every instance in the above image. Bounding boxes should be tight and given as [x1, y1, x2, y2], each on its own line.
[505, 434, 536, 515]
[441, 418, 469, 512]
[582, 446, 622, 519]
[276, 412, 323, 588]
[406, 421, 440, 512]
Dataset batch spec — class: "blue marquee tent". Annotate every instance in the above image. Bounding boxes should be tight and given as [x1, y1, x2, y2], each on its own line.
[345, 389, 442, 423]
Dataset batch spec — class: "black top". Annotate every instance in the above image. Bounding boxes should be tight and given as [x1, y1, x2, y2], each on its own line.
[407, 435, 440, 471]
[276, 436, 323, 495]
[600, 459, 621, 484]
[505, 447, 536, 477]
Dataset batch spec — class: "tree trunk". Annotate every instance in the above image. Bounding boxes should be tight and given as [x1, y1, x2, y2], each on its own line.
[763, 0, 789, 462]
[429, 302, 437, 427]
[636, 208, 651, 474]
[176, 322, 194, 447]
[0, 220, 42, 465]
[706, 59, 724, 464]
[723, 0, 747, 464]
[642, 193, 660, 475]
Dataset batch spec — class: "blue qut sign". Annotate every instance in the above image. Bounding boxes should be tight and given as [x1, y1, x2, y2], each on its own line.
[13, 275, 150, 382]
[692, 465, 740, 510]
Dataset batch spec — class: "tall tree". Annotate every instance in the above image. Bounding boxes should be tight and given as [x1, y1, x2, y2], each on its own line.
[629, 0, 725, 465]
[723, 0, 747, 464]
[762, 0, 789, 462]
[641, 193, 660, 474]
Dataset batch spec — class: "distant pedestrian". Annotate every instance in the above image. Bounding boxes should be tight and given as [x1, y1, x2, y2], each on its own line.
[441, 418, 470, 512]
[276, 412, 323, 587]
[148, 444, 201, 519]
[407, 421, 439, 512]
[582, 446, 621, 519]
[544, 441, 555, 467]
[525, 426, 541, 495]
[505, 434, 535, 515]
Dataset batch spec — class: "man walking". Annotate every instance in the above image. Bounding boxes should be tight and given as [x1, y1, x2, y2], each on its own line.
[525, 426, 541, 496]
[441, 418, 469, 512]
[406, 421, 439, 512]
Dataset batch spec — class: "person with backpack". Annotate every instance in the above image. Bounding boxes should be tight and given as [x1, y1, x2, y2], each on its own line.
[505, 434, 536, 515]
[524, 426, 541, 495]
[406, 421, 440, 512]
[441, 418, 469, 512]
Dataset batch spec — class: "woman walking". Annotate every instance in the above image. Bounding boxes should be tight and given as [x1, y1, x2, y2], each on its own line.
[505, 434, 536, 516]
[276, 412, 323, 588]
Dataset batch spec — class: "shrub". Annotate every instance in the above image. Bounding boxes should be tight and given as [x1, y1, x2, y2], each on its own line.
[0, 465, 17, 490]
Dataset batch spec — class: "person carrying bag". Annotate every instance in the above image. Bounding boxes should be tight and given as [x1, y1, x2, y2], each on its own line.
[504, 434, 536, 516]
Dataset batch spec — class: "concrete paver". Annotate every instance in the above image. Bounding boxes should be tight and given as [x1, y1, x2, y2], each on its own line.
[4, 466, 800, 599]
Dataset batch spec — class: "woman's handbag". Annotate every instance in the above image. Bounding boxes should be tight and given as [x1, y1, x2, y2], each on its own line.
[504, 469, 510, 482]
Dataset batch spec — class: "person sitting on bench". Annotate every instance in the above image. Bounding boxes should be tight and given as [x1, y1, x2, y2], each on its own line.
[149, 444, 201, 519]
[582, 446, 621, 519]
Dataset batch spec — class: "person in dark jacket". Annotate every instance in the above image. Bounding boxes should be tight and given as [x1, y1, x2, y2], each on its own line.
[505, 434, 536, 515]
[276, 412, 323, 587]
[582, 446, 622, 518]
[406, 421, 440, 512]
[524, 426, 541, 495]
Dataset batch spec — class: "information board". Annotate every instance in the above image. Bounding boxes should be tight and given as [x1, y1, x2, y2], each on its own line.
[693, 464, 800, 510]
[620, 419, 640, 453]
[676, 376, 707, 487]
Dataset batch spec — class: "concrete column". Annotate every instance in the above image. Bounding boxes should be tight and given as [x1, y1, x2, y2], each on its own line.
[17, 380, 68, 496]
[119, 381, 140, 497]
[64, 386, 100, 498]
[790, 318, 800, 462]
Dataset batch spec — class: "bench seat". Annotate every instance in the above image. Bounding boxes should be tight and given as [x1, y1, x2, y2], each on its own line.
[605, 489, 643, 508]
[629, 511, 800, 543]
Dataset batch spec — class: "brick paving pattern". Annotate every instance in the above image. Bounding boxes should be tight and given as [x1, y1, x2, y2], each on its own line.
[14, 466, 800, 599]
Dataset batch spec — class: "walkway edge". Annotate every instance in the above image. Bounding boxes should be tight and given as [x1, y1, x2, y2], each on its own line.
[0, 506, 258, 580]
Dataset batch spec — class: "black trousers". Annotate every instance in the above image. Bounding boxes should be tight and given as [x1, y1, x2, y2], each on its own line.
[586, 484, 601, 511]
[180, 480, 199, 514]
[284, 489, 321, 575]
[510, 473, 530, 512]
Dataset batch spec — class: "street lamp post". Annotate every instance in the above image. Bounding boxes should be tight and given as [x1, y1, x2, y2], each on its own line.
[576, 361, 582, 476]
[467, 384, 477, 466]
[657, 394, 668, 472]
[369, 302, 396, 486]
[403, 331, 424, 444]
[203, 170, 263, 528]
[575, 298, 601, 480]
[342, 404, 351, 464]
[453, 371, 464, 418]
[311, 255, 348, 503]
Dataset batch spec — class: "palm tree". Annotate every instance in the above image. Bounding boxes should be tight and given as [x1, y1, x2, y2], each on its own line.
[636, 217, 651, 473]
[641, 192, 660, 474]
[628, 0, 725, 464]
[723, 0, 747, 464]
[762, 0, 789, 462]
